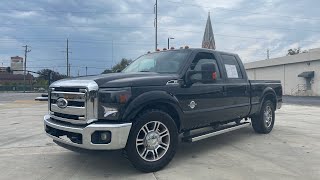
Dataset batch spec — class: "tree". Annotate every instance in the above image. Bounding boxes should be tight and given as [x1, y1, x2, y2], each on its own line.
[6, 67, 11, 73]
[287, 48, 301, 55]
[36, 69, 68, 81]
[102, 58, 132, 74]
[287, 47, 308, 56]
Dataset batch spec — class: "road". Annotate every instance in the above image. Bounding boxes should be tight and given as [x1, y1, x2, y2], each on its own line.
[283, 95, 320, 106]
[0, 96, 319, 179]
[0, 93, 42, 104]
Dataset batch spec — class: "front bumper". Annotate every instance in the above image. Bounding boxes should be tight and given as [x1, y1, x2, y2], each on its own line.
[44, 115, 132, 150]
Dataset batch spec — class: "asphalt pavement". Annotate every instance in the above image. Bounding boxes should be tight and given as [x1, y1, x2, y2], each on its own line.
[0, 94, 319, 179]
[283, 95, 320, 106]
[0, 93, 42, 104]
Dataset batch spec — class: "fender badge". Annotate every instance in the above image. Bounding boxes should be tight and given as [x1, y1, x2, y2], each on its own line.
[188, 101, 197, 109]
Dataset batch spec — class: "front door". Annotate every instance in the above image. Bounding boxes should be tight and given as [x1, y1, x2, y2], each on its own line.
[175, 52, 225, 129]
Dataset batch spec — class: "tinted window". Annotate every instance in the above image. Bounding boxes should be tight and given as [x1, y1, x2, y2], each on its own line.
[221, 55, 243, 79]
[123, 51, 190, 73]
[191, 52, 221, 81]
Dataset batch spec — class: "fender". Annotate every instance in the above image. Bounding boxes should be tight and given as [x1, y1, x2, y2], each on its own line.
[122, 91, 184, 128]
[258, 87, 277, 113]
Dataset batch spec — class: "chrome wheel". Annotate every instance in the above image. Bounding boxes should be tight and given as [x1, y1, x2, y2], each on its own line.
[264, 105, 273, 128]
[136, 121, 170, 162]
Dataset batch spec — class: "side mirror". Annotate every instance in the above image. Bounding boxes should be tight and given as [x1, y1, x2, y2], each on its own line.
[185, 63, 217, 85]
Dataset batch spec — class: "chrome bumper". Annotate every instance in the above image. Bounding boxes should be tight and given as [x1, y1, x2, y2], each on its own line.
[44, 115, 132, 150]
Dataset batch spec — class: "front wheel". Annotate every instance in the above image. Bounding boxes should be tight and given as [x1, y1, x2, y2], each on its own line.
[251, 100, 275, 134]
[125, 109, 178, 172]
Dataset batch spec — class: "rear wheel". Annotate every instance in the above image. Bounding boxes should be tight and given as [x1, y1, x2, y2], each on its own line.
[125, 109, 178, 172]
[252, 100, 275, 134]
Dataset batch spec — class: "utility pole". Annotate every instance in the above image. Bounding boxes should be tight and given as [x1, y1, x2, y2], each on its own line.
[154, 0, 158, 51]
[267, 49, 270, 60]
[22, 45, 31, 93]
[66, 39, 69, 76]
[62, 39, 72, 76]
[86, 66, 88, 76]
[112, 39, 114, 66]
[68, 63, 71, 77]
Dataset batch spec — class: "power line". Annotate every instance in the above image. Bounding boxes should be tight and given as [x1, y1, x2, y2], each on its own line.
[165, 0, 320, 21]
[2, 33, 320, 45]
[2, 18, 320, 33]
[158, 28, 320, 44]
[0, 9, 154, 14]
[0, 23, 154, 29]
[157, 16, 320, 33]
[27, 65, 107, 69]
[3, 2, 316, 22]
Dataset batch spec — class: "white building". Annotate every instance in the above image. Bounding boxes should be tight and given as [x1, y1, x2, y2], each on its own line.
[244, 48, 320, 96]
[11, 56, 24, 75]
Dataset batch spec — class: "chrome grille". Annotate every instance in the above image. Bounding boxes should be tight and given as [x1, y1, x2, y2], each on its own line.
[49, 88, 87, 124]
[48, 80, 99, 125]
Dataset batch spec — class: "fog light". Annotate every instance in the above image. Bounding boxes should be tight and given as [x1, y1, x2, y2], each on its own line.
[91, 131, 111, 144]
[101, 132, 108, 141]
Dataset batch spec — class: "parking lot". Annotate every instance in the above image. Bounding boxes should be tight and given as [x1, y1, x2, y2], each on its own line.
[0, 93, 319, 180]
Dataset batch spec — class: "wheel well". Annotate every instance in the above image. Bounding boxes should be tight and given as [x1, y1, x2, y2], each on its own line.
[135, 102, 181, 131]
[264, 93, 277, 109]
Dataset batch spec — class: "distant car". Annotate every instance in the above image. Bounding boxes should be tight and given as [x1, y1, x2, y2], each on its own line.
[38, 88, 45, 92]
[44, 48, 282, 172]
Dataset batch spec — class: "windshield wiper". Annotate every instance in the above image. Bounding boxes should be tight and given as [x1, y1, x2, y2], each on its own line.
[139, 70, 150, 72]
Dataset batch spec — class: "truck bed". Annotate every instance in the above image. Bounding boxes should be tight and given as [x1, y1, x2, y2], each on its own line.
[249, 80, 283, 113]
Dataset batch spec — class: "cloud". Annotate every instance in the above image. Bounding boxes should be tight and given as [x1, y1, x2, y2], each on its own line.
[0, 10, 40, 20]
[0, 0, 319, 75]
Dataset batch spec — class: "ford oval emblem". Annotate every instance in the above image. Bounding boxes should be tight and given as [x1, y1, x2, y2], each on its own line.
[188, 100, 197, 109]
[56, 98, 68, 109]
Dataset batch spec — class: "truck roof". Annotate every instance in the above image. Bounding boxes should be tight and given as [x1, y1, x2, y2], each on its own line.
[147, 48, 238, 57]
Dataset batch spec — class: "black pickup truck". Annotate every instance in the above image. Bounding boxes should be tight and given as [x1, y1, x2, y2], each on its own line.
[44, 48, 282, 172]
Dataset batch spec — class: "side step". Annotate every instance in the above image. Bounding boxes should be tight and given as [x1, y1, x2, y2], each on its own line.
[182, 122, 251, 143]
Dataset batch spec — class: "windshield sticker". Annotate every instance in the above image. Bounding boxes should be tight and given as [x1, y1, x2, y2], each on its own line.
[225, 64, 239, 78]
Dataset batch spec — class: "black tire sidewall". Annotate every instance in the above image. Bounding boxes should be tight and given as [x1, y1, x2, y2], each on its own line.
[252, 100, 275, 134]
[261, 100, 275, 133]
[125, 110, 178, 172]
[256, 100, 275, 134]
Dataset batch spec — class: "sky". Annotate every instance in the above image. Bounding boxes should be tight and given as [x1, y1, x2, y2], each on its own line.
[0, 0, 320, 76]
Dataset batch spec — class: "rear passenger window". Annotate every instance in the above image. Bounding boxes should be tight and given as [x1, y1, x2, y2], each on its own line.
[221, 55, 243, 79]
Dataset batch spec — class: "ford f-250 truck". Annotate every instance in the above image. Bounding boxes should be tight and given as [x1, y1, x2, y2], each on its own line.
[44, 48, 282, 172]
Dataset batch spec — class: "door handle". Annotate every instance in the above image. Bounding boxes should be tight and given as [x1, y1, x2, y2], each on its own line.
[221, 86, 227, 96]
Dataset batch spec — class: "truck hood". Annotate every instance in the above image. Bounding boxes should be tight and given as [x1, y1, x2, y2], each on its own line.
[52, 73, 179, 88]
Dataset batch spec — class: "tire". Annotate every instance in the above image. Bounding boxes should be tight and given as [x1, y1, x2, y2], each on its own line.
[125, 109, 178, 172]
[251, 100, 275, 134]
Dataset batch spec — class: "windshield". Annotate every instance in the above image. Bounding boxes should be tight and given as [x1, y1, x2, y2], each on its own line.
[123, 50, 190, 73]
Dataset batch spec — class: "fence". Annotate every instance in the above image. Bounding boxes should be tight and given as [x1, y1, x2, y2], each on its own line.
[0, 85, 48, 92]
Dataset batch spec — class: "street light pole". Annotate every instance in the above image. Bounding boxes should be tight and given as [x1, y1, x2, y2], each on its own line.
[167, 37, 174, 49]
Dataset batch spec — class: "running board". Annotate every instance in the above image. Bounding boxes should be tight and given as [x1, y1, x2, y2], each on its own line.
[182, 122, 251, 143]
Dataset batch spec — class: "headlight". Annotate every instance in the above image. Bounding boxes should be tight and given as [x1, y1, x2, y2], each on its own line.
[98, 87, 131, 120]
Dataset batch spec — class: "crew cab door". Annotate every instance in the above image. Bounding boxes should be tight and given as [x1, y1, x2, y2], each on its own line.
[219, 53, 251, 119]
[175, 52, 225, 129]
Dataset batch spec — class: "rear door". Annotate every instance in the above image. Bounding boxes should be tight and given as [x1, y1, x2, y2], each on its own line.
[219, 53, 251, 119]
